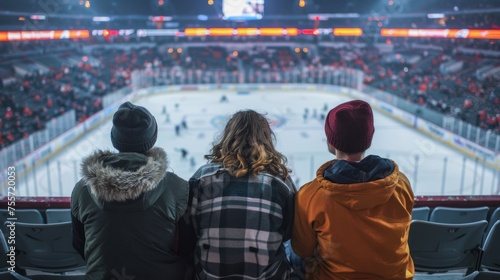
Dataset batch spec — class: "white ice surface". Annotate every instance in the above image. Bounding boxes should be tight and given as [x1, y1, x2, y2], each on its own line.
[17, 90, 499, 197]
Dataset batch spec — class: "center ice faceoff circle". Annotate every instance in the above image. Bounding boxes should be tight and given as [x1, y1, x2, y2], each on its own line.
[211, 114, 287, 129]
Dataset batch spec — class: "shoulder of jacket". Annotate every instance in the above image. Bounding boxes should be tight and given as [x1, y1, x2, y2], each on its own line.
[71, 179, 96, 215]
[72, 179, 90, 200]
[260, 172, 295, 191]
[296, 180, 322, 203]
[164, 171, 188, 185]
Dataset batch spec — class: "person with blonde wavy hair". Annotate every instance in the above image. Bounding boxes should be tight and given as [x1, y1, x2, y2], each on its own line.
[188, 109, 297, 280]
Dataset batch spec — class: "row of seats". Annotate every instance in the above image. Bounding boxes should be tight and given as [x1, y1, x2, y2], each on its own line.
[410, 206, 500, 275]
[410, 219, 500, 275]
[0, 209, 70, 225]
[4, 206, 497, 226]
[0, 221, 84, 279]
[1, 208, 499, 278]
[412, 206, 500, 233]
[0, 208, 78, 279]
[1, 219, 499, 279]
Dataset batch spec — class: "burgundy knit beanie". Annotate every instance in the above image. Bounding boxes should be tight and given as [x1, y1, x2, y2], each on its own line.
[324, 100, 375, 153]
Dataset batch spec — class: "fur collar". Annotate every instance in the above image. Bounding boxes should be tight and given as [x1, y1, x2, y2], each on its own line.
[80, 147, 168, 202]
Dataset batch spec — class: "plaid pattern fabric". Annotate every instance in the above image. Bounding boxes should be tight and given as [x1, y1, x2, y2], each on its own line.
[189, 163, 297, 280]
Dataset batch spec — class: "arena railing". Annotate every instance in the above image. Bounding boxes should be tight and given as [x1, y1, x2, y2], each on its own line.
[0, 110, 76, 172]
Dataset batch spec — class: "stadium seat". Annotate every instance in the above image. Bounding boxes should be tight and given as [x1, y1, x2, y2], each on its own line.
[459, 271, 500, 280]
[481, 220, 500, 272]
[0, 209, 44, 237]
[28, 275, 85, 280]
[13, 221, 86, 274]
[1, 231, 31, 279]
[0, 271, 85, 280]
[0, 271, 31, 280]
[45, 209, 71, 223]
[429, 206, 489, 224]
[0, 209, 44, 224]
[409, 220, 487, 275]
[412, 207, 431, 221]
[485, 207, 500, 235]
[0, 230, 9, 272]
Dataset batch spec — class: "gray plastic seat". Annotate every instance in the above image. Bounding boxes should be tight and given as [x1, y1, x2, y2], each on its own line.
[0, 271, 32, 280]
[429, 206, 489, 224]
[460, 271, 500, 280]
[0, 209, 43, 224]
[485, 207, 500, 235]
[481, 220, 500, 272]
[0, 231, 32, 279]
[0, 230, 9, 272]
[13, 221, 86, 274]
[0, 209, 44, 238]
[412, 207, 430, 221]
[409, 220, 488, 274]
[45, 209, 71, 223]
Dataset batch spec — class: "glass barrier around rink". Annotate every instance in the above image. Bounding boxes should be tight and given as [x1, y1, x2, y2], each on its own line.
[10, 150, 500, 197]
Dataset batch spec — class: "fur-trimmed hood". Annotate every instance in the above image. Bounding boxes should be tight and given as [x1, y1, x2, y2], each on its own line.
[80, 147, 168, 202]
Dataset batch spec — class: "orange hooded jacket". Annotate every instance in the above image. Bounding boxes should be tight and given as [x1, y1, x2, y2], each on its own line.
[292, 157, 414, 280]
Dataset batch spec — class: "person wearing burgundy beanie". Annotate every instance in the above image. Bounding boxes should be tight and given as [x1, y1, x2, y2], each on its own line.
[291, 100, 415, 280]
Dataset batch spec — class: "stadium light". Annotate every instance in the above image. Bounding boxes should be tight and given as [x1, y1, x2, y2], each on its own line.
[308, 13, 359, 20]
[150, 16, 173, 22]
[93, 16, 111, 22]
[197, 15, 209, 21]
[30, 15, 46, 20]
[427, 13, 445, 19]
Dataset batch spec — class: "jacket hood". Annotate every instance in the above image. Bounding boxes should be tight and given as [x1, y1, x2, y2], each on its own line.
[317, 155, 399, 210]
[80, 147, 168, 202]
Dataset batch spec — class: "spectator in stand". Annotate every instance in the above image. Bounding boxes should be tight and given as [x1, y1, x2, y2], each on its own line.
[6, 131, 14, 144]
[188, 109, 296, 279]
[4, 107, 13, 120]
[71, 101, 193, 280]
[22, 105, 32, 117]
[292, 100, 415, 279]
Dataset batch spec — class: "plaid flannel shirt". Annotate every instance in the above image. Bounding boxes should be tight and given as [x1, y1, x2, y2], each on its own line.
[189, 162, 297, 280]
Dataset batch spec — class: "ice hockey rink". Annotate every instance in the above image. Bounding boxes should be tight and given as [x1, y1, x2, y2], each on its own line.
[15, 89, 499, 197]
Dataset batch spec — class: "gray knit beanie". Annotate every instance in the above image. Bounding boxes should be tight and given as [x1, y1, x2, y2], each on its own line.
[111, 101, 158, 153]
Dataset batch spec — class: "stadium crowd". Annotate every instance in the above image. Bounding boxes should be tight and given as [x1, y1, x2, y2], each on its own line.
[0, 37, 499, 150]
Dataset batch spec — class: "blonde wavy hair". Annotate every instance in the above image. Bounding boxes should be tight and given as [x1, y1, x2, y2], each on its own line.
[205, 109, 289, 178]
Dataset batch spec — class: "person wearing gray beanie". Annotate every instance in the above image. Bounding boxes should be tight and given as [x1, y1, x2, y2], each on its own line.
[291, 100, 415, 279]
[71, 101, 194, 280]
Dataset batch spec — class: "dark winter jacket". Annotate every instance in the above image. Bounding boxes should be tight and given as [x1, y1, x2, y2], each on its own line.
[71, 147, 190, 280]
